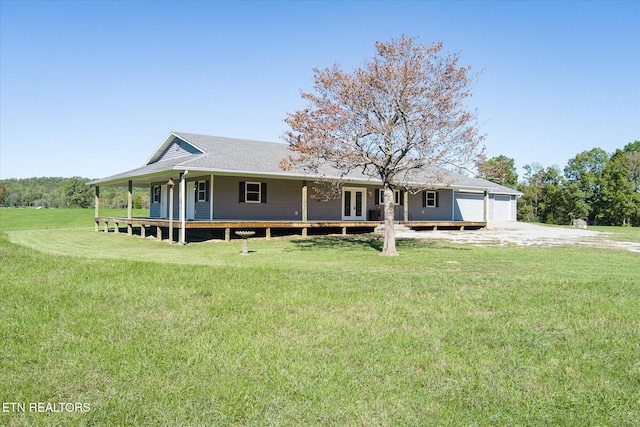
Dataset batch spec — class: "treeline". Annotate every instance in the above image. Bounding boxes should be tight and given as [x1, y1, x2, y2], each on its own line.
[0, 177, 149, 209]
[479, 141, 640, 226]
[2, 141, 639, 226]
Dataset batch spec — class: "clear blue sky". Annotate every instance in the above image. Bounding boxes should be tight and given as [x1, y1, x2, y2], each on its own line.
[1, 0, 638, 180]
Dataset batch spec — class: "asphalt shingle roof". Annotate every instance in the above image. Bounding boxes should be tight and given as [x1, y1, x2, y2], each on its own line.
[88, 132, 522, 196]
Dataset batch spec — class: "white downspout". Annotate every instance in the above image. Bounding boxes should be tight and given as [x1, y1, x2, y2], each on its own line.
[180, 170, 189, 244]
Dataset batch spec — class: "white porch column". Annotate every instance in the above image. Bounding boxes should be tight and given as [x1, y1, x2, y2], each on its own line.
[484, 191, 489, 222]
[179, 171, 188, 244]
[210, 174, 214, 220]
[168, 180, 174, 243]
[403, 191, 409, 222]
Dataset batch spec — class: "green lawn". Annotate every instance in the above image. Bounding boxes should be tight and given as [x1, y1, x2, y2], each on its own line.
[1, 209, 639, 426]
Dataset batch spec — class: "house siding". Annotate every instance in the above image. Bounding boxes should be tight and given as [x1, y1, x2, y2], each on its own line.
[150, 182, 165, 218]
[214, 176, 303, 220]
[155, 137, 201, 163]
[146, 176, 497, 223]
[406, 189, 454, 221]
[194, 200, 210, 220]
[307, 183, 341, 220]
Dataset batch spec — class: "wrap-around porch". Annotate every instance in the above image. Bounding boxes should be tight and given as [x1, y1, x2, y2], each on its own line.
[92, 175, 489, 244]
[94, 216, 487, 243]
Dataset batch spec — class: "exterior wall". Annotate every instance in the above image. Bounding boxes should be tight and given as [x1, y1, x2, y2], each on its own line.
[214, 176, 303, 220]
[150, 179, 212, 220]
[148, 183, 176, 218]
[194, 200, 210, 220]
[155, 137, 201, 163]
[147, 174, 513, 222]
[150, 185, 161, 218]
[149, 182, 166, 218]
[406, 189, 454, 221]
[191, 179, 211, 220]
[307, 183, 341, 220]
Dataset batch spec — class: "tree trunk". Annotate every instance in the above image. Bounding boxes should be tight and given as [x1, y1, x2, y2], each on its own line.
[381, 185, 398, 256]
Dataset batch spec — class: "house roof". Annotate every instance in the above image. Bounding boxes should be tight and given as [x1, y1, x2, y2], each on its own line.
[88, 131, 522, 196]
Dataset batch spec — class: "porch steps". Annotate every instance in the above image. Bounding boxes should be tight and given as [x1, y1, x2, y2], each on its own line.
[374, 223, 416, 235]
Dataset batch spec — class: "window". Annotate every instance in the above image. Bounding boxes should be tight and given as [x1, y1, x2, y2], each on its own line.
[197, 181, 207, 202]
[152, 186, 161, 203]
[423, 191, 438, 208]
[376, 188, 403, 205]
[239, 181, 267, 204]
[246, 182, 260, 202]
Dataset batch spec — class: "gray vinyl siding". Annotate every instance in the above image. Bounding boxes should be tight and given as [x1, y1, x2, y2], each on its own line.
[194, 201, 210, 220]
[214, 176, 303, 220]
[307, 186, 341, 220]
[150, 183, 163, 218]
[407, 189, 454, 221]
[150, 202, 161, 218]
[155, 137, 201, 163]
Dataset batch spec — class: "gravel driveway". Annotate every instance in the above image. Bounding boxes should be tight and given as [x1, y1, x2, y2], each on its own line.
[396, 221, 640, 252]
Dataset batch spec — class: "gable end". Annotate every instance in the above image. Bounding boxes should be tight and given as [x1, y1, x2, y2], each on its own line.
[151, 136, 203, 164]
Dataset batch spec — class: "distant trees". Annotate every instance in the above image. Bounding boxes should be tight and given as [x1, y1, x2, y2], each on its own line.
[477, 155, 518, 188]
[515, 141, 640, 226]
[0, 177, 149, 209]
[63, 177, 94, 208]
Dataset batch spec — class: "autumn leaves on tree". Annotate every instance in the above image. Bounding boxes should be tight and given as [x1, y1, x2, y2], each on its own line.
[281, 36, 485, 256]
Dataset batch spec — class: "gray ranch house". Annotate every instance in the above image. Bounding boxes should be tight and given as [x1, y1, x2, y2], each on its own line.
[89, 132, 521, 243]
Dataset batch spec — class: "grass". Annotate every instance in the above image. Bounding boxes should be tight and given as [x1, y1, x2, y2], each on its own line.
[1, 209, 639, 425]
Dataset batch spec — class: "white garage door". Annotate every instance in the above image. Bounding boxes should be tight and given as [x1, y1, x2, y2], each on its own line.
[493, 195, 512, 221]
[454, 193, 484, 221]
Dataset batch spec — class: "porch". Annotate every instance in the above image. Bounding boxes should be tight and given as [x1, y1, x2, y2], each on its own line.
[94, 216, 487, 243]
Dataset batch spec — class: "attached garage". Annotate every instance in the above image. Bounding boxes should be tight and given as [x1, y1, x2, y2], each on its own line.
[493, 195, 513, 221]
[454, 193, 485, 221]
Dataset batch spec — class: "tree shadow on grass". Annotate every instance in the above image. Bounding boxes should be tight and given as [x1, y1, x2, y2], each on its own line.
[288, 235, 470, 253]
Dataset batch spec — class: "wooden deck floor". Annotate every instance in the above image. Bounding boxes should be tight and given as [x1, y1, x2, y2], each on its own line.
[95, 216, 487, 242]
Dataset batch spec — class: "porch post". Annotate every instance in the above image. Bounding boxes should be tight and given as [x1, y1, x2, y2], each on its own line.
[94, 186, 100, 232]
[403, 191, 409, 222]
[484, 191, 489, 222]
[168, 178, 174, 243]
[301, 181, 308, 222]
[179, 172, 187, 244]
[210, 174, 214, 220]
[127, 180, 133, 235]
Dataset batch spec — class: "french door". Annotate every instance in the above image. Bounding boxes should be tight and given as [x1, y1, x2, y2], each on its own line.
[342, 187, 366, 221]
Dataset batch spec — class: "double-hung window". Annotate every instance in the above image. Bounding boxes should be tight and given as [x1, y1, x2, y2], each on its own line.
[423, 190, 439, 208]
[375, 189, 403, 205]
[197, 181, 207, 202]
[239, 181, 267, 204]
[152, 186, 161, 203]
[245, 182, 261, 203]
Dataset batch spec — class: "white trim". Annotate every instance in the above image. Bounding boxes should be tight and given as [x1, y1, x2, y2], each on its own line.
[210, 174, 214, 220]
[180, 170, 188, 244]
[245, 181, 262, 203]
[161, 185, 168, 218]
[186, 181, 195, 220]
[342, 187, 367, 221]
[425, 190, 437, 207]
[196, 181, 207, 203]
[145, 132, 205, 165]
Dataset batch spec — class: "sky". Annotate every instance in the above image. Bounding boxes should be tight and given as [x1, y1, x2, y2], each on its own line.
[1, 0, 638, 180]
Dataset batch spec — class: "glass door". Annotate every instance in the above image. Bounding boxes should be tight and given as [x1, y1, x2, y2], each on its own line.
[342, 187, 366, 220]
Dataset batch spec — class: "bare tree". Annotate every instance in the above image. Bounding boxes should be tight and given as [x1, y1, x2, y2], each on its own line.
[282, 36, 484, 255]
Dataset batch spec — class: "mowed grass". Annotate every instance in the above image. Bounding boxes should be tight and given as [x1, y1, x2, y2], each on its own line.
[1, 209, 639, 426]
